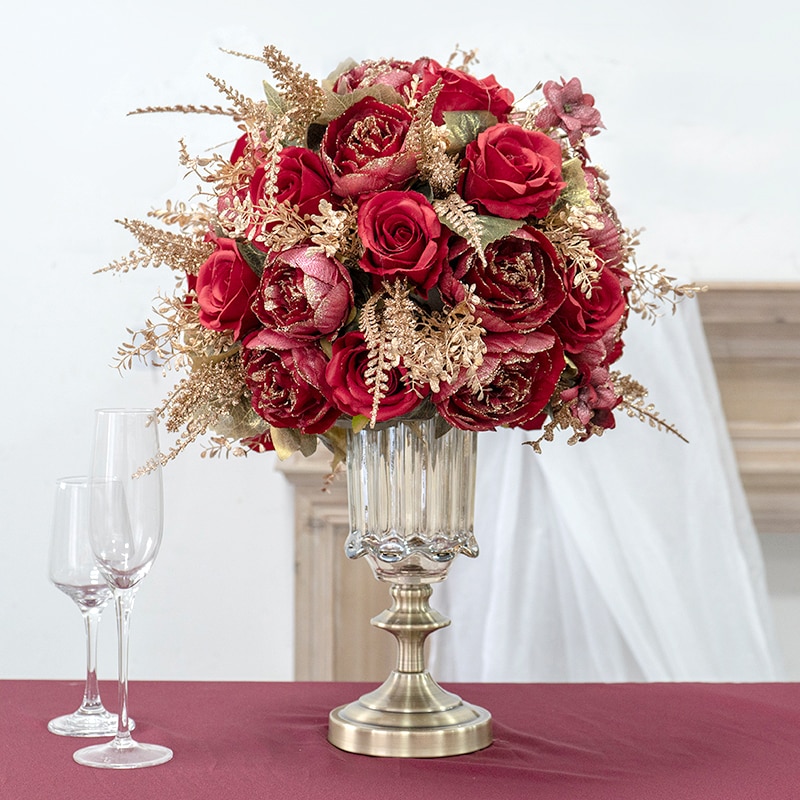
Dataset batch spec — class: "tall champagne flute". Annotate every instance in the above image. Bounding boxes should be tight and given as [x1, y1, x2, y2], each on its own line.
[73, 409, 173, 769]
[47, 476, 123, 737]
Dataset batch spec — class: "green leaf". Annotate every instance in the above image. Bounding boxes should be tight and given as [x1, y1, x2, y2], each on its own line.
[351, 415, 370, 434]
[475, 214, 526, 249]
[237, 240, 268, 278]
[314, 85, 406, 125]
[442, 111, 497, 153]
[269, 426, 318, 460]
[557, 157, 593, 209]
[262, 81, 287, 114]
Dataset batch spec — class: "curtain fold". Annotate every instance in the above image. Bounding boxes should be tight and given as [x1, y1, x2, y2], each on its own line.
[430, 301, 783, 682]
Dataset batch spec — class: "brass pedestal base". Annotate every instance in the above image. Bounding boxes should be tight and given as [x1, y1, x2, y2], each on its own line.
[327, 582, 492, 757]
[328, 670, 492, 758]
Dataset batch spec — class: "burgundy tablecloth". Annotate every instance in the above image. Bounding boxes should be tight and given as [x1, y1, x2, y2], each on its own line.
[2, 680, 798, 799]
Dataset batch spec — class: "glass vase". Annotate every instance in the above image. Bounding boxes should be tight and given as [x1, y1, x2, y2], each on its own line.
[327, 417, 493, 757]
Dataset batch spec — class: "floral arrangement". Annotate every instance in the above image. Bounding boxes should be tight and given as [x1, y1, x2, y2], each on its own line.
[107, 45, 700, 465]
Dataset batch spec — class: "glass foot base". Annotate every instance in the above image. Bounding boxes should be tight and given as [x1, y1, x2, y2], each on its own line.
[48, 709, 134, 737]
[73, 739, 172, 769]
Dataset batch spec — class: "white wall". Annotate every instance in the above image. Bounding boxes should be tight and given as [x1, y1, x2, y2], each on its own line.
[1, 0, 798, 682]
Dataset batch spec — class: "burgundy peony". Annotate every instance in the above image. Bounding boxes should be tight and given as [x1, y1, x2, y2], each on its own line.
[323, 331, 423, 422]
[251, 245, 354, 348]
[357, 190, 448, 290]
[459, 124, 566, 219]
[448, 226, 566, 333]
[320, 96, 417, 198]
[195, 237, 260, 340]
[333, 59, 417, 94]
[412, 58, 514, 125]
[534, 77, 604, 146]
[549, 266, 627, 353]
[243, 338, 340, 434]
[434, 329, 565, 431]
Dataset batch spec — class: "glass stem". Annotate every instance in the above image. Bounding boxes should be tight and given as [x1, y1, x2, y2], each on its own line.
[79, 607, 104, 713]
[114, 587, 137, 745]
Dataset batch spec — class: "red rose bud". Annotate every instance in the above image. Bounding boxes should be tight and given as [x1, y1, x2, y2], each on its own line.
[412, 58, 514, 125]
[195, 237, 260, 340]
[459, 124, 566, 219]
[549, 266, 627, 353]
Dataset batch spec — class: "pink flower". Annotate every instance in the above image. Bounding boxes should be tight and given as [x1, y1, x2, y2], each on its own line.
[535, 77, 604, 146]
[251, 246, 354, 347]
[333, 59, 417, 94]
[560, 324, 625, 438]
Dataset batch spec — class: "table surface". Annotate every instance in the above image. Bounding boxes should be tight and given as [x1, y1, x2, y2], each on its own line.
[2, 679, 799, 799]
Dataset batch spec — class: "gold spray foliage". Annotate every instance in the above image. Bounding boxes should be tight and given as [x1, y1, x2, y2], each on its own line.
[260, 45, 326, 139]
[113, 292, 235, 374]
[612, 373, 688, 442]
[155, 351, 252, 464]
[406, 80, 460, 196]
[432, 194, 486, 265]
[149, 200, 216, 238]
[626, 258, 707, 322]
[96, 218, 214, 276]
[360, 280, 487, 424]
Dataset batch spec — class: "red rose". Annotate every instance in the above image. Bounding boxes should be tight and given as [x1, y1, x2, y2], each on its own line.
[434, 329, 565, 431]
[251, 245, 354, 347]
[249, 146, 334, 220]
[459, 124, 566, 219]
[243, 338, 340, 435]
[413, 58, 514, 125]
[323, 331, 423, 422]
[448, 226, 565, 333]
[320, 96, 417, 198]
[357, 190, 447, 290]
[549, 266, 627, 353]
[195, 237, 260, 340]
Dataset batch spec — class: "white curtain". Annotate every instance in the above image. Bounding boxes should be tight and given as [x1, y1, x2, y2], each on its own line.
[429, 300, 783, 682]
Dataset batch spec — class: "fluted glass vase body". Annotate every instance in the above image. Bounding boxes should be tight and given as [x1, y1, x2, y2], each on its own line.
[344, 417, 479, 583]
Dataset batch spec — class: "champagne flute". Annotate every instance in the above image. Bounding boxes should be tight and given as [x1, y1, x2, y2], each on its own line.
[47, 476, 128, 737]
[73, 409, 173, 769]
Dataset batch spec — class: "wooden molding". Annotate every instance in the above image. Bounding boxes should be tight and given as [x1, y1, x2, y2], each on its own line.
[698, 283, 800, 534]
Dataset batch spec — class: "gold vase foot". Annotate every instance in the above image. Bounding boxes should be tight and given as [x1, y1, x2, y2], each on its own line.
[328, 670, 493, 757]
